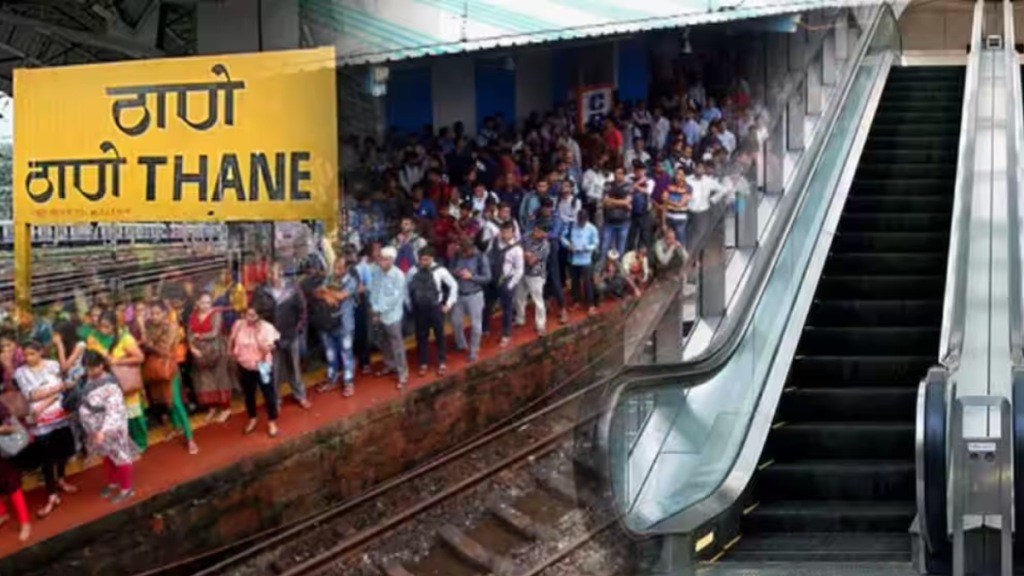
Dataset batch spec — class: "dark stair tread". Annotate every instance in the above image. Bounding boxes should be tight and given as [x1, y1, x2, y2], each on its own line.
[721, 533, 912, 563]
[748, 501, 916, 516]
[779, 388, 919, 422]
[788, 355, 934, 387]
[760, 460, 916, 473]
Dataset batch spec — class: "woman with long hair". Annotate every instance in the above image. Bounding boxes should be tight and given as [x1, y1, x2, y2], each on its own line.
[143, 302, 199, 455]
[86, 312, 147, 452]
[79, 350, 138, 504]
[188, 293, 235, 424]
[14, 341, 77, 518]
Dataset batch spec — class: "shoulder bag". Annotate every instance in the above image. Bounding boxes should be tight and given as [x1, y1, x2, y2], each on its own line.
[0, 418, 29, 458]
[109, 335, 144, 395]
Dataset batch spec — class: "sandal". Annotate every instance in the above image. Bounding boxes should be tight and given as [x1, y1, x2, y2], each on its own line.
[187, 441, 199, 455]
[243, 420, 258, 435]
[268, 422, 279, 438]
[342, 384, 355, 398]
[37, 496, 61, 519]
[58, 480, 78, 494]
[437, 364, 447, 377]
[215, 409, 233, 424]
[374, 367, 395, 378]
[418, 365, 428, 377]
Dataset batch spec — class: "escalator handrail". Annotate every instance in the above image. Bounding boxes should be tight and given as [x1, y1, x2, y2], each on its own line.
[916, 368, 950, 556]
[593, 3, 900, 533]
[939, 0, 984, 370]
[1005, 0, 1024, 366]
[610, 3, 892, 390]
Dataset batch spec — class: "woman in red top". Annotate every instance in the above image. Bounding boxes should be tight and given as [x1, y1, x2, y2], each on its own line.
[188, 293, 236, 424]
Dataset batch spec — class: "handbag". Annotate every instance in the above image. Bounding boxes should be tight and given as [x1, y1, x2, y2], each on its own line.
[0, 418, 30, 458]
[111, 364, 143, 395]
[142, 354, 177, 384]
[0, 390, 29, 419]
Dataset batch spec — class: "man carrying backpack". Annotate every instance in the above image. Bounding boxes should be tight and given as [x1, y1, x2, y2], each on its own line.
[450, 237, 492, 363]
[406, 247, 459, 378]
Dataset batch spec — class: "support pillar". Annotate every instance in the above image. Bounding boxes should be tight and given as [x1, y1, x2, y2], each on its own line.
[764, 115, 786, 194]
[835, 15, 850, 61]
[787, 86, 805, 151]
[765, 34, 789, 115]
[822, 25, 839, 85]
[788, 26, 807, 71]
[698, 212, 727, 319]
[736, 188, 758, 248]
[14, 223, 31, 316]
[807, 52, 824, 116]
[642, 534, 695, 576]
[653, 283, 685, 363]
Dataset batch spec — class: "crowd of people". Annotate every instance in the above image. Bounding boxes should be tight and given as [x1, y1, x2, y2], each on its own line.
[0, 77, 761, 544]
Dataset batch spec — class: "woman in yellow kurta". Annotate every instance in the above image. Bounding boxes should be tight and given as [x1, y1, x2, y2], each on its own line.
[86, 312, 148, 451]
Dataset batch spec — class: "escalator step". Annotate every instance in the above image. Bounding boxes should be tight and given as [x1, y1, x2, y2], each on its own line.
[862, 136, 958, 152]
[830, 232, 948, 254]
[858, 149, 959, 165]
[797, 327, 939, 356]
[868, 123, 961, 137]
[854, 164, 956, 180]
[779, 388, 918, 422]
[765, 423, 914, 460]
[743, 501, 916, 534]
[848, 179, 953, 196]
[806, 299, 942, 327]
[823, 253, 946, 276]
[843, 195, 953, 213]
[788, 356, 934, 387]
[838, 213, 951, 234]
[722, 533, 912, 563]
[755, 461, 915, 501]
[816, 275, 946, 299]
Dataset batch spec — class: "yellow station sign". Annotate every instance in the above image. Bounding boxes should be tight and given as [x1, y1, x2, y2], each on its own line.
[13, 46, 339, 225]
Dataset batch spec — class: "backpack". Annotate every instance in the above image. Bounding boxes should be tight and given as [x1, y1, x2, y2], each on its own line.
[409, 267, 440, 308]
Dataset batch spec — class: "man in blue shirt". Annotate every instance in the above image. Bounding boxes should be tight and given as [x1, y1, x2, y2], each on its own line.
[561, 210, 600, 315]
[370, 247, 409, 389]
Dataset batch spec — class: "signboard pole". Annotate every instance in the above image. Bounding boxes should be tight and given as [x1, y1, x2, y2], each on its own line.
[14, 223, 31, 314]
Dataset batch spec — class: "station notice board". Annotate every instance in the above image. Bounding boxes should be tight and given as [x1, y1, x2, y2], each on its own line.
[10, 46, 340, 308]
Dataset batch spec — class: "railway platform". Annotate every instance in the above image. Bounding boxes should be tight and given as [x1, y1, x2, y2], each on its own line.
[0, 299, 633, 576]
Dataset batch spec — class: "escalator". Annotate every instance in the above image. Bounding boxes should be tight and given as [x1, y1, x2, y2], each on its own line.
[716, 66, 963, 564]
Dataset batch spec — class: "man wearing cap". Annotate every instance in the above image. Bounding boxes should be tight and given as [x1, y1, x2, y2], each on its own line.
[370, 246, 409, 389]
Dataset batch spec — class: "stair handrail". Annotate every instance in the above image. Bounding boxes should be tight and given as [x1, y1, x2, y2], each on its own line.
[1005, 0, 1024, 367]
[939, 0, 984, 371]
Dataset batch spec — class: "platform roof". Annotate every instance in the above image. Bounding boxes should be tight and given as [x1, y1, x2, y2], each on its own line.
[303, 0, 883, 67]
[0, 0, 175, 95]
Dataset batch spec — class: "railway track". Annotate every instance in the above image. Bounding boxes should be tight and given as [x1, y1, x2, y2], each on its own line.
[0, 253, 227, 306]
[135, 344, 629, 576]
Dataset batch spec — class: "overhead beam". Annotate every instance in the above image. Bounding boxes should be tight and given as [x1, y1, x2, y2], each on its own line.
[0, 10, 163, 58]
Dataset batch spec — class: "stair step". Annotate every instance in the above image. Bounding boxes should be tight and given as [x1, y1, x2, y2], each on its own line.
[788, 355, 934, 388]
[807, 299, 942, 327]
[765, 423, 914, 461]
[721, 533, 911, 563]
[743, 501, 915, 534]
[778, 388, 918, 422]
[869, 123, 961, 137]
[855, 164, 956, 180]
[848, 179, 953, 196]
[844, 195, 953, 213]
[823, 253, 946, 277]
[863, 136, 958, 152]
[816, 275, 946, 300]
[857, 149, 959, 165]
[797, 326, 939, 356]
[830, 232, 948, 254]
[838, 213, 951, 234]
[755, 461, 915, 501]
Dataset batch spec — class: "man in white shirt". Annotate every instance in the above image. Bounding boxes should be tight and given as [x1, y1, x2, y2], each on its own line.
[623, 137, 652, 171]
[650, 107, 671, 155]
[494, 221, 524, 348]
[688, 163, 732, 214]
[406, 247, 459, 377]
